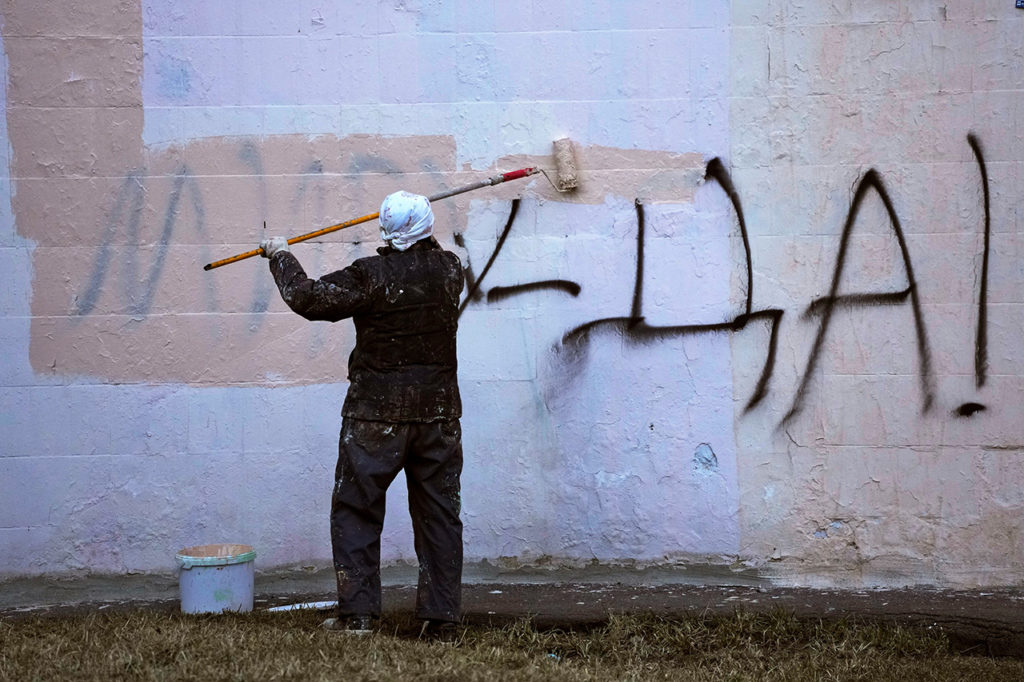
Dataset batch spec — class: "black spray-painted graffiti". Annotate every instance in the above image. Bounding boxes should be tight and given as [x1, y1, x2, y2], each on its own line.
[953, 133, 991, 419]
[455, 200, 582, 312]
[455, 158, 784, 413]
[968, 134, 991, 391]
[457, 134, 996, 425]
[781, 168, 933, 426]
[73, 134, 996, 425]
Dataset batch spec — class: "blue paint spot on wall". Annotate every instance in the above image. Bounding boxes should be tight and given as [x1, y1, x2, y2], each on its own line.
[157, 58, 192, 101]
[693, 443, 718, 472]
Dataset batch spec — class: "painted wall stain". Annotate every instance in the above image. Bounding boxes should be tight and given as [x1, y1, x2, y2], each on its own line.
[22, 133, 705, 384]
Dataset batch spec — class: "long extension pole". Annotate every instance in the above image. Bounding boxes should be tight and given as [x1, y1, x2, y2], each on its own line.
[203, 167, 538, 271]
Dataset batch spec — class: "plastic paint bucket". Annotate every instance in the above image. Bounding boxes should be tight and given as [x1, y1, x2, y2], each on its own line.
[175, 543, 256, 614]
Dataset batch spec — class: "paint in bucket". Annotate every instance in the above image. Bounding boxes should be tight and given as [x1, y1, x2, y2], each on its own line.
[175, 543, 256, 614]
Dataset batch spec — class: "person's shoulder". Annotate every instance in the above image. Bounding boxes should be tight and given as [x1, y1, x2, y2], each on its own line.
[439, 248, 463, 279]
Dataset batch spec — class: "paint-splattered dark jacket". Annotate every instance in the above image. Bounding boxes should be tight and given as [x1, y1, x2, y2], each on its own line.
[269, 237, 463, 422]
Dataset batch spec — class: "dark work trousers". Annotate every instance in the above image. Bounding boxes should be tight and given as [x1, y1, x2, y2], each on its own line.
[331, 417, 463, 622]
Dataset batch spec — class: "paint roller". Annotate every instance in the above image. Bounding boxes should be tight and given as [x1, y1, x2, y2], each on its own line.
[202, 138, 581, 271]
[550, 137, 579, 192]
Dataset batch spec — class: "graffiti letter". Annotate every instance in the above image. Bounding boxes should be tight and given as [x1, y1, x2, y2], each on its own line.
[783, 169, 934, 426]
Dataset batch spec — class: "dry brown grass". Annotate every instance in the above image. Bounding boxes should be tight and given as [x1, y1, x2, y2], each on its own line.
[2, 608, 1022, 681]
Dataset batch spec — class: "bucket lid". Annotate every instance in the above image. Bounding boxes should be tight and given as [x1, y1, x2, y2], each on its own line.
[176, 543, 256, 569]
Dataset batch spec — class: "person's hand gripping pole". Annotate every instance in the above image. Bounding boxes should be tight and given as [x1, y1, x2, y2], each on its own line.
[258, 236, 290, 259]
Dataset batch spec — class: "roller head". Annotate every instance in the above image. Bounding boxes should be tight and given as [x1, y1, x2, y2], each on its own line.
[552, 138, 579, 192]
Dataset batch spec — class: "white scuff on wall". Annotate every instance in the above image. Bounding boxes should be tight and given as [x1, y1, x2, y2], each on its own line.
[0, 1, 1022, 591]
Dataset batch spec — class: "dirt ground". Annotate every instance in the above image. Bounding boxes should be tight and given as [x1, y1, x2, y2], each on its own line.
[379, 583, 1024, 657]
[4, 578, 1024, 658]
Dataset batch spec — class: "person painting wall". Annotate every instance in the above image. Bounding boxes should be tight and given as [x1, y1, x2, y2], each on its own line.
[261, 191, 465, 637]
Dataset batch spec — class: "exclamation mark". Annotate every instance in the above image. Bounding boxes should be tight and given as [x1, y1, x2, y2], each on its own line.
[956, 133, 990, 417]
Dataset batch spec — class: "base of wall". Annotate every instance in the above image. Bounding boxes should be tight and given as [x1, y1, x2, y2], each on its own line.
[6, 554, 1022, 612]
[0, 557, 898, 611]
[0, 561, 769, 612]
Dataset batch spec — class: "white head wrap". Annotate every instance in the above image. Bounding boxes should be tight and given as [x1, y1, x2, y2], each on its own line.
[379, 191, 434, 251]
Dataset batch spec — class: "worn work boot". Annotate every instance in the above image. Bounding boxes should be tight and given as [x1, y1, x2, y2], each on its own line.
[321, 615, 375, 635]
[419, 619, 459, 642]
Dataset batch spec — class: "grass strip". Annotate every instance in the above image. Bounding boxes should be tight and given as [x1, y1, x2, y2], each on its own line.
[3, 608, 1022, 681]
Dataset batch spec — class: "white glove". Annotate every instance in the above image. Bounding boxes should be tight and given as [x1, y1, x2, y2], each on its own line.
[260, 236, 290, 258]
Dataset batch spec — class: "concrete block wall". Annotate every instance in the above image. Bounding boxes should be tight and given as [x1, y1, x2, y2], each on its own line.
[1, 0, 1021, 590]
